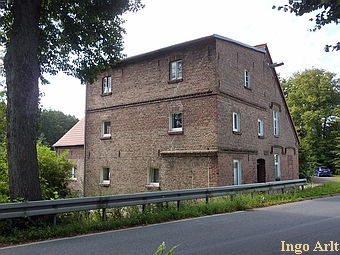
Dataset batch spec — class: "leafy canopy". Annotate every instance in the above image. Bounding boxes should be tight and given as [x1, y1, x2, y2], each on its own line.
[273, 0, 340, 31]
[282, 68, 340, 175]
[0, 0, 144, 84]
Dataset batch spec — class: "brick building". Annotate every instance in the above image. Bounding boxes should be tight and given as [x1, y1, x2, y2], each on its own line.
[53, 118, 85, 197]
[84, 34, 299, 196]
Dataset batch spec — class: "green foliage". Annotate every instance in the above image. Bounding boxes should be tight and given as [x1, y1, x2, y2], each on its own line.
[0, 141, 75, 201]
[282, 68, 340, 175]
[37, 141, 74, 199]
[0, 1, 144, 84]
[0, 141, 8, 202]
[272, 0, 340, 31]
[37, 109, 78, 147]
[333, 137, 340, 174]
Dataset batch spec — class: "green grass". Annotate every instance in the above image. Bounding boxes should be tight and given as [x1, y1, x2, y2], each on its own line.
[1, 181, 340, 247]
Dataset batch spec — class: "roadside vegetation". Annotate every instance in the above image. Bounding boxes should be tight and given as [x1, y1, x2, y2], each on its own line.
[1, 181, 340, 247]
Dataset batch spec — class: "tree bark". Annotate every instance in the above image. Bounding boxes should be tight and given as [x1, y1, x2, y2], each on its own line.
[4, 0, 42, 201]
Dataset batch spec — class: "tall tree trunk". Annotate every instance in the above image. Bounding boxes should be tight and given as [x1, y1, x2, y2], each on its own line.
[4, 0, 42, 201]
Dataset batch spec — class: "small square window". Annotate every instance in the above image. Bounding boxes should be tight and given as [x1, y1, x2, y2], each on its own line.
[170, 112, 182, 131]
[170, 60, 182, 81]
[148, 167, 159, 187]
[244, 70, 250, 88]
[233, 112, 240, 132]
[100, 167, 110, 185]
[258, 119, 264, 137]
[102, 121, 111, 138]
[102, 76, 112, 94]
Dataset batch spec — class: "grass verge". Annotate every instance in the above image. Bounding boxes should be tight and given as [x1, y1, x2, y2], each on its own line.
[1, 181, 340, 247]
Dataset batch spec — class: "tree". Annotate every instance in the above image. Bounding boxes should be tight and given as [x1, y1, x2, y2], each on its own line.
[0, 0, 144, 201]
[282, 68, 340, 176]
[272, 0, 340, 50]
[38, 109, 78, 147]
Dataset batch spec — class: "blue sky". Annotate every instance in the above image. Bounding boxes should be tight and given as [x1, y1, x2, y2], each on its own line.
[39, 0, 340, 119]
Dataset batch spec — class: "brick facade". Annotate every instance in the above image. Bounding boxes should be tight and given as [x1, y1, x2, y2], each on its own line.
[55, 146, 84, 196]
[84, 35, 299, 196]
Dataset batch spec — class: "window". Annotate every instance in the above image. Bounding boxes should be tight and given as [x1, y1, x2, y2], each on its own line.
[244, 69, 250, 88]
[170, 112, 183, 131]
[258, 119, 264, 137]
[102, 121, 111, 138]
[273, 111, 279, 136]
[233, 160, 242, 185]
[71, 167, 77, 180]
[148, 167, 159, 187]
[274, 154, 281, 180]
[233, 112, 240, 132]
[170, 60, 182, 81]
[100, 167, 110, 185]
[102, 76, 112, 94]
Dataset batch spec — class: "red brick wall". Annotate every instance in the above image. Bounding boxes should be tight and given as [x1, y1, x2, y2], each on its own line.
[84, 36, 299, 196]
[215, 38, 299, 183]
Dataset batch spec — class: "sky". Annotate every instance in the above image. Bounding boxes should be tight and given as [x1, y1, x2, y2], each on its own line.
[39, 0, 340, 119]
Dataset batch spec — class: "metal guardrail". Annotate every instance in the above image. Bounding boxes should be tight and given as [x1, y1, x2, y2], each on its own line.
[0, 179, 307, 223]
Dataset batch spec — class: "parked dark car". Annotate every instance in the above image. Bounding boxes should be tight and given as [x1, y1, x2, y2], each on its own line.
[313, 166, 331, 177]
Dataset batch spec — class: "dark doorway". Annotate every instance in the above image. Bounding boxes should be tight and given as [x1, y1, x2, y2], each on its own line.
[257, 159, 266, 183]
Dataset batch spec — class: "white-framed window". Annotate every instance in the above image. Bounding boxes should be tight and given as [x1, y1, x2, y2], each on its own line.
[274, 154, 281, 180]
[233, 112, 240, 132]
[233, 160, 242, 185]
[102, 121, 111, 138]
[244, 69, 250, 88]
[273, 111, 279, 136]
[100, 167, 110, 185]
[102, 76, 112, 94]
[71, 167, 77, 180]
[170, 112, 183, 131]
[148, 167, 159, 187]
[258, 119, 264, 137]
[170, 60, 182, 81]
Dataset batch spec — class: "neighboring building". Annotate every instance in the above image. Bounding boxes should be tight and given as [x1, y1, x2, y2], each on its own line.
[84, 34, 299, 196]
[53, 118, 85, 196]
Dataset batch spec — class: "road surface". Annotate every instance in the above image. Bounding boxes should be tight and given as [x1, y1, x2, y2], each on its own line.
[1, 195, 340, 255]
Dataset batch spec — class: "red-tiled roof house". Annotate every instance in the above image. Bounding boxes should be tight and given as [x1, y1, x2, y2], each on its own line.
[53, 118, 85, 196]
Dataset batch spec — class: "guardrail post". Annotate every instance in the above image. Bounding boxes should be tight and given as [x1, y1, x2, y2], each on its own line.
[177, 200, 180, 210]
[102, 208, 106, 221]
[53, 214, 57, 226]
[142, 204, 146, 213]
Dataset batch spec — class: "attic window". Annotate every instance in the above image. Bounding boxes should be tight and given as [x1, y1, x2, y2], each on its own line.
[244, 69, 250, 88]
[102, 76, 112, 94]
[169, 60, 182, 81]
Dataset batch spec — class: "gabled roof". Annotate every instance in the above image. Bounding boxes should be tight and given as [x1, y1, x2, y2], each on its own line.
[53, 118, 85, 147]
[119, 34, 266, 64]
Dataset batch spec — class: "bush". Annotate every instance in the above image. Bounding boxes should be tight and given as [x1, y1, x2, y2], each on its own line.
[0, 141, 75, 201]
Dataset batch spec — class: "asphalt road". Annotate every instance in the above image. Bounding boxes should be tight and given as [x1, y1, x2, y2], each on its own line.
[1, 196, 340, 255]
